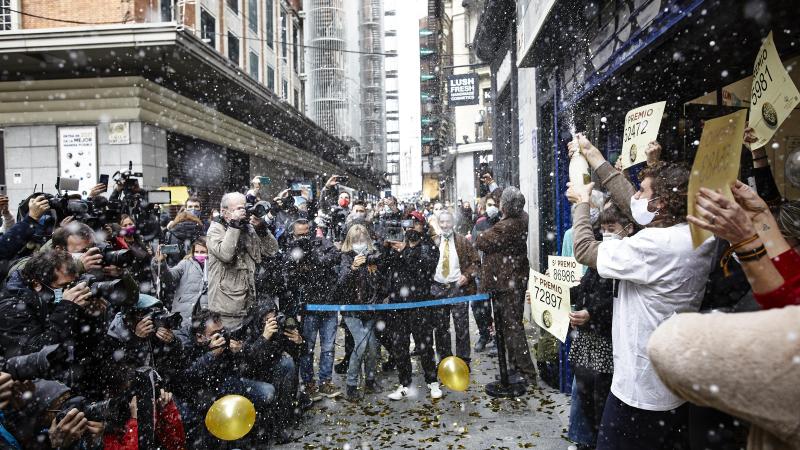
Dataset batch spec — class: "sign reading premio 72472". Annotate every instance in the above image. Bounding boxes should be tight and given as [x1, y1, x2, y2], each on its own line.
[618, 101, 666, 170]
[447, 73, 480, 106]
[528, 270, 571, 343]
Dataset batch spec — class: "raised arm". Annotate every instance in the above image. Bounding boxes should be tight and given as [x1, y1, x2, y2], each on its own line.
[566, 182, 600, 268]
[568, 133, 636, 219]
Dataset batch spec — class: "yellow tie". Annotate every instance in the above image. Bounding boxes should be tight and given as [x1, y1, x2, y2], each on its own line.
[442, 237, 450, 278]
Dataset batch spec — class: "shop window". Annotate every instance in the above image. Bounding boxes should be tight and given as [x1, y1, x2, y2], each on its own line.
[249, 51, 259, 80]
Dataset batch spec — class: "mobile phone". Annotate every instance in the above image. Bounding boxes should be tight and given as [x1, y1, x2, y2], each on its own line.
[161, 244, 180, 255]
[258, 176, 271, 186]
[99, 174, 109, 186]
[290, 189, 302, 197]
[0, 185, 6, 196]
[336, 176, 349, 184]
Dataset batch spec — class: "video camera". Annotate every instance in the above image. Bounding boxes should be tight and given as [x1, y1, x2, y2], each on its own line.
[68, 273, 139, 309]
[379, 219, 413, 242]
[0, 344, 68, 381]
[110, 162, 172, 241]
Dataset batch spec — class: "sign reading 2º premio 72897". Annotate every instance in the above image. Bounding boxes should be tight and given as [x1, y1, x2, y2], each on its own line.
[447, 73, 480, 106]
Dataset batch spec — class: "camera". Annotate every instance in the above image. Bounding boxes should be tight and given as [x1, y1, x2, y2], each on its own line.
[0, 344, 67, 381]
[274, 312, 298, 332]
[148, 309, 182, 330]
[56, 396, 128, 425]
[379, 219, 412, 242]
[218, 326, 248, 349]
[94, 242, 134, 268]
[70, 273, 139, 308]
[246, 200, 272, 218]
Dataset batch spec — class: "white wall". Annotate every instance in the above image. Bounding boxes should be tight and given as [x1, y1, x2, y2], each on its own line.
[517, 66, 540, 270]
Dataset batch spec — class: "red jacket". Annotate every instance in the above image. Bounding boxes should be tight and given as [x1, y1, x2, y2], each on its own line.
[103, 400, 185, 450]
[753, 249, 800, 309]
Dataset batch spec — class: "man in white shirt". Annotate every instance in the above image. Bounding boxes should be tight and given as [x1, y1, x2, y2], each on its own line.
[430, 211, 480, 366]
[567, 134, 715, 449]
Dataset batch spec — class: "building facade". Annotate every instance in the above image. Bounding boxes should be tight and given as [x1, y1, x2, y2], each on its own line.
[0, 0, 382, 215]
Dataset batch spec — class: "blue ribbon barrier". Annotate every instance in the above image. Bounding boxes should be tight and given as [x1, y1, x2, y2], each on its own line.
[305, 293, 491, 312]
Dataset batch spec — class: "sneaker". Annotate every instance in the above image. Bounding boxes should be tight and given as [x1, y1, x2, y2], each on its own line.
[319, 382, 341, 397]
[428, 382, 443, 399]
[387, 385, 409, 400]
[474, 336, 489, 352]
[346, 385, 360, 402]
[304, 381, 318, 396]
[364, 380, 378, 394]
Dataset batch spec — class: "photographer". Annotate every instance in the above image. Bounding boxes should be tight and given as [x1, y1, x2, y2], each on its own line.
[383, 211, 441, 400]
[106, 295, 185, 390]
[180, 309, 278, 446]
[207, 192, 278, 328]
[0, 195, 49, 263]
[163, 209, 206, 266]
[153, 237, 209, 330]
[103, 391, 185, 450]
[281, 219, 340, 396]
[109, 214, 153, 285]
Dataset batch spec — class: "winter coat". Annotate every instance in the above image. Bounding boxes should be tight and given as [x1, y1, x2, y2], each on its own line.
[431, 233, 480, 295]
[238, 304, 303, 378]
[206, 220, 278, 321]
[163, 220, 205, 266]
[337, 250, 386, 318]
[384, 237, 439, 304]
[0, 271, 54, 358]
[0, 215, 44, 261]
[153, 257, 208, 329]
[281, 236, 340, 315]
[475, 211, 530, 293]
[102, 400, 186, 450]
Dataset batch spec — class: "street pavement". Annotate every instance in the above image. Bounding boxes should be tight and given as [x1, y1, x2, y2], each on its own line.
[285, 311, 572, 450]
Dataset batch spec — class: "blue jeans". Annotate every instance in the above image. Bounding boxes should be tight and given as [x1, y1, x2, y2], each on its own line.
[343, 316, 377, 387]
[568, 375, 595, 445]
[300, 311, 338, 384]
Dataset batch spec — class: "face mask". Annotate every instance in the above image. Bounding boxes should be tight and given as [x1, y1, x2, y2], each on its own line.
[188, 209, 200, 217]
[441, 229, 454, 238]
[338, 198, 350, 208]
[212, 212, 221, 219]
[486, 206, 499, 218]
[352, 243, 368, 255]
[630, 195, 659, 226]
[70, 252, 84, 261]
[590, 208, 600, 225]
[39, 284, 62, 303]
[123, 225, 136, 235]
[194, 254, 208, 264]
[602, 232, 621, 242]
[406, 230, 422, 242]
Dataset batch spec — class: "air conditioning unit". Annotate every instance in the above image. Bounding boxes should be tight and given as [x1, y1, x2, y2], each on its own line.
[299, 73, 308, 81]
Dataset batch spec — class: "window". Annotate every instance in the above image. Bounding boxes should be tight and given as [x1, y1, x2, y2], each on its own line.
[200, 9, 216, 48]
[249, 51, 259, 79]
[294, 89, 300, 109]
[160, 0, 174, 21]
[292, 21, 300, 73]
[265, 0, 274, 48]
[280, 9, 287, 59]
[228, 32, 240, 65]
[1, 0, 16, 30]
[267, 66, 275, 91]
[226, 0, 238, 14]
[282, 80, 288, 100]
[247, 0, 258, 32]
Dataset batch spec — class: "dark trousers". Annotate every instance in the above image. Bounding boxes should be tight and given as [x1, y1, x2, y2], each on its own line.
[388, 309, 437, 386]
[471, 287, 493, 340]
[573, 366, 613, 444]
[687, 404, 748, 450]
[494, 289, 537, 379]
[430, 282, 471, 362]
[597, 393, 688, 450]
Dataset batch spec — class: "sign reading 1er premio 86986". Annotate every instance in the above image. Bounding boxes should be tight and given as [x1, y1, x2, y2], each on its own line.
[618, 101, 666, 170]
[528, 270, 571, 343]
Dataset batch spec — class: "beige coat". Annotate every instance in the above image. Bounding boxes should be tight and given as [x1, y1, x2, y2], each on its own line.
[648, 307, 800, 450]
[206, 221, 278, 324]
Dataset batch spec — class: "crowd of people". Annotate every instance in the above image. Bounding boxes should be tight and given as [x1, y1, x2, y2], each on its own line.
[0, 123, 797, 450]
[0, 169, 538, 449]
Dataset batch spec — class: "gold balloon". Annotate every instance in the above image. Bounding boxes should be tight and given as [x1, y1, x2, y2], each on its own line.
[205, 395, 256, 441]
[438, 356, 470, 391]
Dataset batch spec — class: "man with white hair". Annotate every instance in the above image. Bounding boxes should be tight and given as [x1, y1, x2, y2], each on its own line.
[207, 192, 279, 328]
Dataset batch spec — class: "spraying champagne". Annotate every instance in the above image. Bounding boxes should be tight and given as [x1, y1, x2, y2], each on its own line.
[569, 134, 591, 186]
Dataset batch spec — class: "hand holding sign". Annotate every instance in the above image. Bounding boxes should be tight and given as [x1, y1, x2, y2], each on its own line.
[747, 32, 800, 150]
[619, 101, 667, 170]
[528, 270, 571, 343]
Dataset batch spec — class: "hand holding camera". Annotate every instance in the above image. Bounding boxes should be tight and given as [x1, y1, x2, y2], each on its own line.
[28, 195, 50, 221]
[209, 333, 227, 357]
[155, 327, 175, 344]
[134, 316, 155, 339]
[262, 316, 279, 341]
[351, 254, 367, 270]
[49, 408, 88, 448]
[284, 328, 303, 344]
[62, 282, 92, 308]
[80, 248, 104, 272]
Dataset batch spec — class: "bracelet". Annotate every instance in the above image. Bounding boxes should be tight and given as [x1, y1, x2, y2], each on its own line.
[731, 234, 759, 251]
[720, 235, 763, 277]
[735, 244, 766, 259]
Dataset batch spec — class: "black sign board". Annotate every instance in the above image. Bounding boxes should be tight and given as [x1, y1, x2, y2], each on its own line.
[447, 73, 480, 106]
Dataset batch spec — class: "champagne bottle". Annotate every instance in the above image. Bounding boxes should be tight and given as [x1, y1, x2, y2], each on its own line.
[569, 138, 591, 186]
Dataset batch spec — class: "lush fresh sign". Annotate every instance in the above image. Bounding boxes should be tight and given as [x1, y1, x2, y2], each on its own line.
[448, 73, 480, 106]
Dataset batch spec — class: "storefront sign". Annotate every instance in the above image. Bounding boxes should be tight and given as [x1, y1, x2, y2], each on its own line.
[618, 101, 666, 169]
[688, 109, 747, 248]
[58, 126, 97, 195]
[108, 122, 130, 145]
[528, 269, 571, 343]
[748, 32, 800, 150]
[447, 73, 480, 106]
[158, 186, 189, 206]
[547, 255, 583, 286]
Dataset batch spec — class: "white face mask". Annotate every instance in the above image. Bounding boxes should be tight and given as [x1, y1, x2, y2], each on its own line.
[602, 232, 621, 242]
[630, 195, 659, 226]
[352, 243, 369, 255]
[486, 206, 499, 218]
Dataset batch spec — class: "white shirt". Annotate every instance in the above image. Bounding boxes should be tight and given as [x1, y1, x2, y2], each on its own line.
[434, 235, 462, 284]
[596, 223, 715, 411]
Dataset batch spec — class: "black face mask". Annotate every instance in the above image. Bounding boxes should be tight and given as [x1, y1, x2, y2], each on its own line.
[406, 230, 422, 243]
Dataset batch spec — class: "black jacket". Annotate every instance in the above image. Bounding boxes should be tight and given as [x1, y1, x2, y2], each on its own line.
[164, 221, 205, 266]
[384, 237, 439, 305]
[569, 267, 614, 339]
[337, 250, 386, 318]
[281, 236, 340, 315]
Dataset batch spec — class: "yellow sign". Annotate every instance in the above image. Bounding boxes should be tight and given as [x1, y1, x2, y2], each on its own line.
[547, 255, 583, 287]
[688, 109, 748, 248]
[158, 186, 189, 206]
[748, 32, 800, 150]
[619, 101, 667, 169]
[528, 269, 571, 343]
